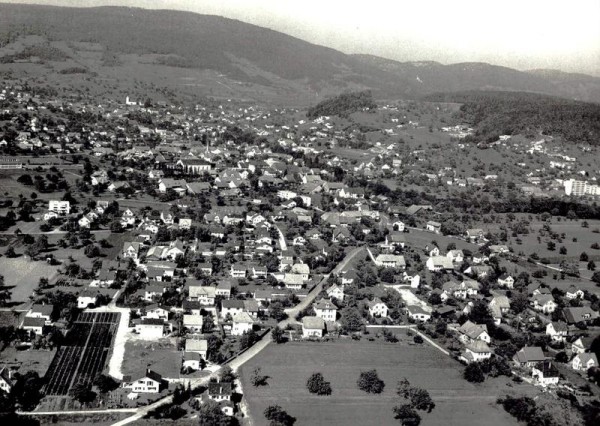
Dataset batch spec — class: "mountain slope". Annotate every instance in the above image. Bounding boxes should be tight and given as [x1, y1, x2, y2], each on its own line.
[0, 4, 599, 104]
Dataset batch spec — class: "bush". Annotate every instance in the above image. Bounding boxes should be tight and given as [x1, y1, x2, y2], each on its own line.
[464, 363, 485, 383]
[413, 335, 424, 344]
[393, 404, 421, 426]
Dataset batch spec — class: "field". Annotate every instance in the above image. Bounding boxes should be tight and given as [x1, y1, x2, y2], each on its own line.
[240, 339, 528, 426]
[0, 347, 56, 377]
[43, 312, 119, 396]
[0, 257, 60, 303]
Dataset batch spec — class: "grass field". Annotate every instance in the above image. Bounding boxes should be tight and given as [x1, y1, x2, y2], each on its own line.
[0, 257, 60, 303]
[240, 339, 528, 426]
[0, 347, 56, 377]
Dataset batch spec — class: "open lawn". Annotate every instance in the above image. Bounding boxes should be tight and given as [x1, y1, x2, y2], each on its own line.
[122, 339, 184, 379]
[0, 347, 56, 377]
[240, 339, 529, 426]
[0, 257, 60, 303]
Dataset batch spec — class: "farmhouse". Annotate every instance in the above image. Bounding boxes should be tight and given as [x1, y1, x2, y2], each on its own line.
[563, 307, 599, 324]
[513, 346, 546, 367]
[22, 317, 45, 335]
[426, 256, 454, 272]
[374, 254, 406, 269]
[405, 305, 431, 322]
[221, 300, 245, 319]
[426, 221, 441, 233]
[208, 382, 233, 402]
[545, 322, 568, 343]
[458, 321, 490, 344]
[26, 304, 53, 323]
[77, 289, 98, 309]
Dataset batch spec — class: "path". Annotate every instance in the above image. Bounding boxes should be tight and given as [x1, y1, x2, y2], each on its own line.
[87, 291, 131, 380]
[274, 224, 287, 251]
[365, 325, 450, 356]
[19, 408, 138, 416]
[111, 247, 365, 426]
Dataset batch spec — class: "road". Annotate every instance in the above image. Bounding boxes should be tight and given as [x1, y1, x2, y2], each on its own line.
[111, 246, 365, 426]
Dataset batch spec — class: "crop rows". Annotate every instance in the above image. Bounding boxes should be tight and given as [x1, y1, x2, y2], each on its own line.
[43, 312, 119, 396]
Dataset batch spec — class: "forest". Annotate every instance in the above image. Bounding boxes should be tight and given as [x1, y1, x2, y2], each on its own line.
[307, 90, 377, 119]
[425, 91, 600, 145]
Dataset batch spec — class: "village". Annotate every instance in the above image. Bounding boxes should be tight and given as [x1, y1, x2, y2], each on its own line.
[0, 81, 599, 426]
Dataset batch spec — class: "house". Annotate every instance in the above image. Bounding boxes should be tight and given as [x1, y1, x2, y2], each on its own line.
[565, 285, 584, 300]
[531, 294, 557, 314]
[489, 245, 509, 255]
[144, 283, 165, 302]
[405, 305, 431, 322]
[392, 221, 405, 232]
[313, 298, 337, 322]
[326, 284, 344, 301]
[466, 228, 485, 243]
[141, 305, 170, 321]
[367, 298, 388, 318]
[183, 352, 203, 371]
[231, 312, 254, 336]
[513, 346, 546, 367]
[446, 250, 464, 264]
[22, 317, 45, 335]
[571, 336, 596, 354]
[216, 281, 232, 299]
[135, 318, 165, 339]
[230, 264, 247, 278]
[290, 263, 310, 280]
[77, 289, 98, 309]
[460, 340, 492, 363]
[185, 339, 208, 359]
[489, 295, 510, 324]
[497, 274, 514, 289]
[374, 254, 406, 269]
[282, 273, 305, 290]
[122, 369, 163, 393]
[208, 382, 232, 402]
[563, 307, 599, 324]
[183, 315, 203, 333]
[0, 367, 13, 394]
[302, 316, 325, 338]
[221, 300, 245, 319]
[458, 321, 491, 344]
[26, 304, 53, 323]
[426, 256, 454, 272]
[545, 322, 568, 343]
[122, 242, 141, 260]
[48, 200, 70, 215]
[188, 285, 216, 305]
[531, 361, 559, 387]
[426, 221, 441, 233]
[571, 353, 598, 371]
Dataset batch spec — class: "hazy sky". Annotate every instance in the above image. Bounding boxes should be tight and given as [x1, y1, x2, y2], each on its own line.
[5, 0, 600, 74]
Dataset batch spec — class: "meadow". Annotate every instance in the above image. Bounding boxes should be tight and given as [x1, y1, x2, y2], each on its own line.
[239, 339, 528, 426]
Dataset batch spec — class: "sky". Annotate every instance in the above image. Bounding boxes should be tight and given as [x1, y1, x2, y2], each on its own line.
[4, 0, 600, 75]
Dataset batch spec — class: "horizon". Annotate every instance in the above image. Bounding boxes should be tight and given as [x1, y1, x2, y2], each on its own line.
[2, 0, 600, 77]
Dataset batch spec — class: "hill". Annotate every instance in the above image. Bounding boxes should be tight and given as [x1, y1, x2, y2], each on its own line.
[0, 4, 599, 105]
[306, 91, 377, 119]
[425, 91, 600, 145]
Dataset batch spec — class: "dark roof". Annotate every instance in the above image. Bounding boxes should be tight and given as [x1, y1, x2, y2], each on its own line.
[208, 382, 232, 396]
[22, 317, 45, 327]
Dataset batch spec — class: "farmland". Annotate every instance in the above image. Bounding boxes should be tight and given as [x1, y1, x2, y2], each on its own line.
[0, 257, 60, 304]
[239, 339, 528, 426]
[43, 312, 119, 396]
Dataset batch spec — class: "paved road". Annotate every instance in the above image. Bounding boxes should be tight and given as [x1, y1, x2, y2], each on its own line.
[110, 246, 365, 426]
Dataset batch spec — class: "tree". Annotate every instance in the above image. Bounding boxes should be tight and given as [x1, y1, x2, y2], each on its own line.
[251, 367, 269, 387]
[264, 405, 296, 426]
[409, 388, 435, 412]
[464, 363, 485, 383]
[559, 246, 567, 255]
[11, 371, 44, 411]
[580, 252, 589, 262]
[272, 326, 286, 344]
[393, 404, 421, 426]
[239, 330, 260, 350]
[70, 383, 96, 405]
[340, 307, 363, 333]
[592, 271, 600, 285]
[588, 260, 596, 271]
[413, 335, 424, 344]
[198, 399, 236, 425]
[219, 365, 237, 384]
[547, 241, 556, 251]
[93, 374, 119, 393]
[110, 221, 123, 233]
[396, 377, 411, 399]
[306, 372, 332, 395]
[84, 244, 100, 258]
[357, 369, 385, 394]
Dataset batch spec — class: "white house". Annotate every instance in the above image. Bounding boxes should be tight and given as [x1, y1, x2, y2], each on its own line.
[367, 298, 388, 318]
[302, 316, 325, 338]
[135, 318, 165, 339]
[545, 322, 568, 343]
[122, 369, 163, 393]
[374, 254, 406, 269]
[406, 305, 431, 322]
[231, 312, 254, 336]
[531, 362, 559, 387]
[461, 340, 492, 363]
[48, 200, 70, 215]
[326, 284, 344, 301]
[313, 298, 337, 322]
[426, 256, 454, 272]
[183, 315, 203, 333]
[571, 353, 598, 371]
